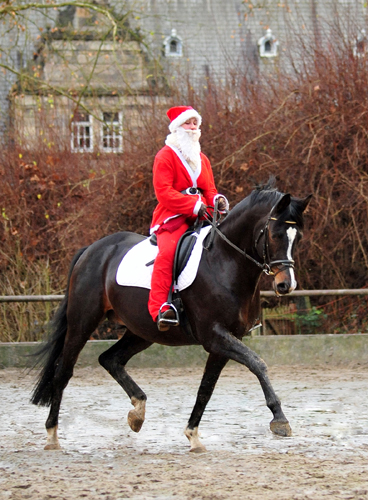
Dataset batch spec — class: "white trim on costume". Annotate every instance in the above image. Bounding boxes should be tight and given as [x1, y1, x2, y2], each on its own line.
[169, 109, 202, 133]
[193, 199, 203, 215]
[213, 194, 230, 210]
[167, 144, 202, 186]
[150, 214, 181, 234]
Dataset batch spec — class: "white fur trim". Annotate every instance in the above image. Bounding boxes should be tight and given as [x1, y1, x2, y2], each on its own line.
[166, 144, 201, 186]
[213, 194, 229, 210]
[169, 109, 202, 133]
[193, 199, 203, 215]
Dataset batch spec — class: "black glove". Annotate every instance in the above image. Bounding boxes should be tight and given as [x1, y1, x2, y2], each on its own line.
[198, 203, 207, 217]
[217, 197, 227, 211]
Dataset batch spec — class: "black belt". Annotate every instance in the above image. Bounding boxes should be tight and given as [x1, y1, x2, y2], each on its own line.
[181, 187, 203, 196]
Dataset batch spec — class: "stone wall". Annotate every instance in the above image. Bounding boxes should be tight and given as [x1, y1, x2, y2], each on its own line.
[1, 334, 368, 368]
[0, 10, 55, 138]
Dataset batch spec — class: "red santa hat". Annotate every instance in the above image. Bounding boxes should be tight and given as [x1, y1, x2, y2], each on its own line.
[167, 106, 202, 133]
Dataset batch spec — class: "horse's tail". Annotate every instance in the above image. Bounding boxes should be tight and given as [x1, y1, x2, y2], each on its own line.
[30, 246, 88, 407]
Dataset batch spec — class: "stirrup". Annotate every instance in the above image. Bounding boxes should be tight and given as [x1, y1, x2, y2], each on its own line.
[157, 302, 180, 328]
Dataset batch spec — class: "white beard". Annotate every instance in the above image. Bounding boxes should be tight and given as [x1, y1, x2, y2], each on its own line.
[165, 127, 201, 171]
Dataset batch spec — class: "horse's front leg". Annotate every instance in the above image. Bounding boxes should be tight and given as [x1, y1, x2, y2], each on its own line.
[98, 330, 153, 433]
[185, 353, 228, 453]
[205, 323, 292, 437]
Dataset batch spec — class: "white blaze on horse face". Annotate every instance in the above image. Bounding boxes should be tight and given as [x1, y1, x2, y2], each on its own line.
[286, 227, 297, 290]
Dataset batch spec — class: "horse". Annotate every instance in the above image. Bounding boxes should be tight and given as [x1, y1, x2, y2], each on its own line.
[31, 179, 311, 452]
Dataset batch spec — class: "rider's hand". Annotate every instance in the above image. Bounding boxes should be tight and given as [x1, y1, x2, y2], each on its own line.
[217, 197, 227, 211]
[198, 203, 207, 217]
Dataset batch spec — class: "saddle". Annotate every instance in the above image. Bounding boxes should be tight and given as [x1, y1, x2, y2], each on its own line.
[149, 221, 205, 284]
[150, 221, 205, 340]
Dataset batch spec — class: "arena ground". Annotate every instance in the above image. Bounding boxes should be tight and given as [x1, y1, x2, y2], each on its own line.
[1, 364, 368, 499]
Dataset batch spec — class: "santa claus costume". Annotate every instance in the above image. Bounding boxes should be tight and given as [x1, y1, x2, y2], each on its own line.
[148, 106, 229, 330]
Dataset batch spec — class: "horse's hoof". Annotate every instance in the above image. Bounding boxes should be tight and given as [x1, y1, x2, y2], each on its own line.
[44, 443, 61, 450]
[184, 426, 207, 453]
[128, 409, 144, 433]
[270, 419, 292, 437]
[189, 445, 207, 454]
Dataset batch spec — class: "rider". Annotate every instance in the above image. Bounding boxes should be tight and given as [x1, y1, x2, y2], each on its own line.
[149, 105, 229, 331]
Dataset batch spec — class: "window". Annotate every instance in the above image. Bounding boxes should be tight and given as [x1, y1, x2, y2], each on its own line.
[258, 29, 279, 58]
[163, 29, 183, 58]
[101, 112, 123, 153]
[170, 40, 178, 54]
[71, 111, 93, 153]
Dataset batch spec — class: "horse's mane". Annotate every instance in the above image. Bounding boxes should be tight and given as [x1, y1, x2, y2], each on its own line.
[223, 177, 305, 228]
[227, 177, 282, 216]
[249, 177, 282, 207]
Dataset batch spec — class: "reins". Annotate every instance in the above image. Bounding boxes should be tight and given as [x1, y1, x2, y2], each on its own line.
[203, 200, 296, 276]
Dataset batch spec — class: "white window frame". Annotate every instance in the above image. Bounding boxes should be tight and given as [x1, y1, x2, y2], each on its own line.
[258, 29, 279, 58]
[163, 29, 183, 58]
[100, 111, 123, 153]
[71, 113, 94, 153]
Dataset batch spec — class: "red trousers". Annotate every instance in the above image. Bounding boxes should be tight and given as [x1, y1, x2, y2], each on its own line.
[148, 222, 190, 321]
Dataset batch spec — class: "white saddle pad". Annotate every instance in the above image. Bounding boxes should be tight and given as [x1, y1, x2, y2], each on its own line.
[116, 226, 211, 291]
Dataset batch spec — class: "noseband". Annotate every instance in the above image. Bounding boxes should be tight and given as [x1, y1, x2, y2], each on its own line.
[204, 203, 296, 276]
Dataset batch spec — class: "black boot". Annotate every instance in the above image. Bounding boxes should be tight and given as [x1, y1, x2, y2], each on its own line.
[157, 308, 179, 331]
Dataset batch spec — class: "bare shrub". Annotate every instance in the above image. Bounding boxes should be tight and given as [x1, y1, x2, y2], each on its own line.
[2, 24, 368, 338]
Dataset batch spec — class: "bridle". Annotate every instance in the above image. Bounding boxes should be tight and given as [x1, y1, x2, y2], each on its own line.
[254, 212, 296, 276]
[204, 201, 296, 277]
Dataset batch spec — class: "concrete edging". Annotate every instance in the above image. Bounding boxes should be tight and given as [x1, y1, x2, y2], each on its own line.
[1, 334, 367, 368]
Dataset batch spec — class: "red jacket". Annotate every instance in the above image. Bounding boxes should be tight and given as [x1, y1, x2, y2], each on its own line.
[150, 145, 221, 232]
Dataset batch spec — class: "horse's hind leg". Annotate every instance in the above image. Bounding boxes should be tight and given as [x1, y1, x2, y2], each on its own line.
[44, 308, 104, 450]
[185, 353, 228, 453]
[98, 330, 152, 433]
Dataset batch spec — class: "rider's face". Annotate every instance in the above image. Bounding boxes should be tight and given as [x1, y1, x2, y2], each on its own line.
[181, 118, 199, 130]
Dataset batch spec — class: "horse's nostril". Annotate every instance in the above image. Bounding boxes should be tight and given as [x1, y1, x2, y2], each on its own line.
[276, 282, 289, 294]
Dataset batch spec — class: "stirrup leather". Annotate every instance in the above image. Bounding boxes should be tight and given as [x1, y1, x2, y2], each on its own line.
[157, 302, 180, 327]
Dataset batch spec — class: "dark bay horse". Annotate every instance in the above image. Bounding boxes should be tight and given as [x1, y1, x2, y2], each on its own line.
[31, 180, 311, 452]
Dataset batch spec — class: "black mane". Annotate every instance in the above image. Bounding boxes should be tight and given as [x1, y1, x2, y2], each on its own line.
[223, 178, 305, 229]
[249, 179, 282, 208]
[225, 178, 282, 219]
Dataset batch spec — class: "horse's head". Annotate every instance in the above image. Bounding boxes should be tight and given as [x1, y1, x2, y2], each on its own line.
[254, 192, 312, 296]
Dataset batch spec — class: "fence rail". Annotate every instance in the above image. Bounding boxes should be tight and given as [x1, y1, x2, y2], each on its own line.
[1, 289, 368, 302]
[0, 295, 65, 302]
[1, 290, 367, 338]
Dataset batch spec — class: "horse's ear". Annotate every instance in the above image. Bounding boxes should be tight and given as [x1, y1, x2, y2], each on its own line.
[273, 194, 291, 215]
[299, 194, 312, 212]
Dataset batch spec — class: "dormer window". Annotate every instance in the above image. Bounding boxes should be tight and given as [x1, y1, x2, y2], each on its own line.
[170, 40, 178, 54]
[353, 29, 368, 58]
[258, 29, 279, 58]
[163, 29, 183, 58]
